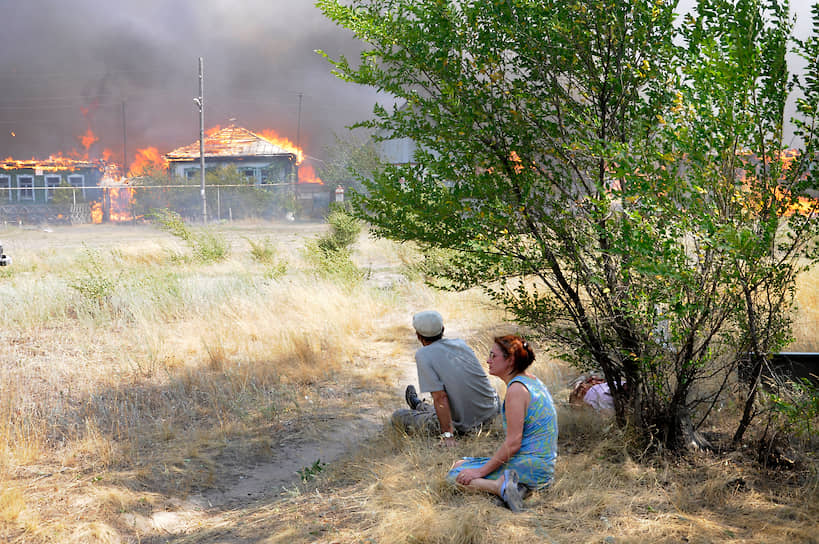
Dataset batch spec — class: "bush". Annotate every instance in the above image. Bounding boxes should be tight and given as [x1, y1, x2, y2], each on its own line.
[317, 205, 362, 253]
[765, 378, 819, 441]
[69, 246, 116, 309]
[303, 240, 363, 284]
[246, 236, 288, 279]
[149, 209, 230, 263]
[303, 205, 363, 284]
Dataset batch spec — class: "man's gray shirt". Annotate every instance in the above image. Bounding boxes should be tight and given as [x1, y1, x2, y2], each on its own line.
[415, 338, 498, 433]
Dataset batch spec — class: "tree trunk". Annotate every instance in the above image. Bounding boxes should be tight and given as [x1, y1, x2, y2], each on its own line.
[733, 353, 764, 445]
[678, 406, 713, 451]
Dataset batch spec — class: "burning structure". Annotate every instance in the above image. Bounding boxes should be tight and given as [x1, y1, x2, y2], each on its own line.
[163, 123, 332, 218]
[165, 125, 298, 185]
[0, 156, 106, 204]
[0, 123, 336, 225]
[0, 156, 108, 223]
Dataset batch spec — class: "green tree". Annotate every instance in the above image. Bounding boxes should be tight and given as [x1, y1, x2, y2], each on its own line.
[319, 0, 819, 451]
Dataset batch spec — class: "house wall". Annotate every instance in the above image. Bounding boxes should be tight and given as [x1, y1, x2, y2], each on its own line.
[379, 137, 418, 165]
[169, 157, 296, 185]
[0, 168, 103, 205]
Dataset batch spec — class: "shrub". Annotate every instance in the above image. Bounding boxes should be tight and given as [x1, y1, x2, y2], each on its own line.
[303, 240, 363, 284]
[69, 246, 116, 309]
[149, 208, 230, 263]
[245, 236, 289, 279]
[303, 206, 364, 284]
[316, 204, 362, 253]
[765, 378, 819, 441]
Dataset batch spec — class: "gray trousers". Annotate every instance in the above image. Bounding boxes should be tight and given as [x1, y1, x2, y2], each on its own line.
[390, 395, 500, 436]
[391, 401, 441, 435]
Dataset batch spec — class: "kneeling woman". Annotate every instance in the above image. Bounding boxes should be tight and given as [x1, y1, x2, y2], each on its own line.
[448, 335, 557, 512]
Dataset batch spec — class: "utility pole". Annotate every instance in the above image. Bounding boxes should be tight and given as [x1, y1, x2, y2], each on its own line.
[194, 57, 207, 223]
[295, 92, 303, 186]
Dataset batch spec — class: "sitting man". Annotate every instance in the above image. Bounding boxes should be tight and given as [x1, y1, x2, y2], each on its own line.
[392, 310, 500, 446]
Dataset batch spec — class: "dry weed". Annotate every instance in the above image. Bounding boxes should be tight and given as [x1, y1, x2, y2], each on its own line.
[0, 224, 816, 543]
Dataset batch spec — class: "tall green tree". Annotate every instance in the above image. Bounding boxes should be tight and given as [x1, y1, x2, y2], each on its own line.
[318, 0, 819, 450]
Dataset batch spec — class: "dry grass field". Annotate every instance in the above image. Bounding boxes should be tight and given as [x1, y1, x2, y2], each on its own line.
[0, 220, 816, 544]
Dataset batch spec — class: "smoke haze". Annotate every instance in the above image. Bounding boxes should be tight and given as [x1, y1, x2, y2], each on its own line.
[0, 0, 381, 166]
[1, 1, 814, 166]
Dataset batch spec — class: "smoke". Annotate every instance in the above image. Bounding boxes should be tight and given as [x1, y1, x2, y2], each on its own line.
[3, 1, 812, 165]
[0, 0, 381, 165]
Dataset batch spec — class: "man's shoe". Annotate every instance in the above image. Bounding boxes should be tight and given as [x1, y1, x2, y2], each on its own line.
[405, 385, 421, 410]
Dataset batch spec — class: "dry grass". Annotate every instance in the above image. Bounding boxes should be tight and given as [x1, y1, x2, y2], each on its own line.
[0, 221, 816, 543]
[791, 265, 819, 351]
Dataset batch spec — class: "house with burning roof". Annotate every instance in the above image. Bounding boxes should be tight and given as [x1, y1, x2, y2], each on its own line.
[165, 125, 297, 185]
[0, 157, 106, 223]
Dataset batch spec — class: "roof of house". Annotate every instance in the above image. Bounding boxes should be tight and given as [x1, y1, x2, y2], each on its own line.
[1, 156, 103, 172]
[165, 125, 297, 162]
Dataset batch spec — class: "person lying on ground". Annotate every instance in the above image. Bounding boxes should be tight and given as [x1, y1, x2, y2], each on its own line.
[391, 310, 500, 447]
[569, 374, 622, 414]
[447, 335, 558, 512]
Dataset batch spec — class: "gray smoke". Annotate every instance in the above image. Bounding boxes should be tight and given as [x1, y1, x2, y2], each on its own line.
[1, 1, 813, 167]
[0, 0, 381, 167]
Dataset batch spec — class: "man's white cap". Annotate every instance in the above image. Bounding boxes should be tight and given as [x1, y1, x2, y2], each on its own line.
[413, 310, 444, 337]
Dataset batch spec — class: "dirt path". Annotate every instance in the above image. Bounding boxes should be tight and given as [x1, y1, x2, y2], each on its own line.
[125, 352, 420, 537]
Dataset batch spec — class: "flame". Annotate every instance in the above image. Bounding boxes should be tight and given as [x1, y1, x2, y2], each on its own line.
[80, 127, 99, 152]
[256, 129, 304, 164]
[206, 125, 221, 137]
[297, 163, 323, 185]
[90, 201, 103, 224]
[128, 147, 169, 177]
[1, 153, 101, 172]
[10, 131, 15, 137]
[509, 150, 524, 174]
[108, 186, 136, 222]
[772, 185, 819, 217]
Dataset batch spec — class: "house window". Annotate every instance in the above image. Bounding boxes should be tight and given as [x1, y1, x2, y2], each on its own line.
[0, 175, 10, 202]
[45, 175, 61, 201]
[185, 168, 198, 180]
[67, 174, 85, 197]
[241, 168, 256, 181]
[17, 175, 34, 201]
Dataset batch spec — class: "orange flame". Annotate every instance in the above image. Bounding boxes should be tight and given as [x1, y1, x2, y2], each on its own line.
[256, 129, 304, 164]
[79, 127, 99, 153]
[297, 163, 323, 185]
[2, 153, 101, 172]
[128, 147, 169, 177]
[108, 186, 136, 222]
[90, 201, 103, 224]
[206, 125, 221, 137]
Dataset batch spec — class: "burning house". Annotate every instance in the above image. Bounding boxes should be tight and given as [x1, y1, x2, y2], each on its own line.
[164, 124, 332, 217]
[165, 124, 298, 184]
[0, 156, 107, 223]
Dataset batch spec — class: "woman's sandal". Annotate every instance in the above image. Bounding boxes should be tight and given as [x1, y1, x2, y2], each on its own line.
[500, 469, 524, 512]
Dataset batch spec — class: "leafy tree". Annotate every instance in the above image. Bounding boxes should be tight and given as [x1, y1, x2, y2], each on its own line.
[319, 0, 819, 451]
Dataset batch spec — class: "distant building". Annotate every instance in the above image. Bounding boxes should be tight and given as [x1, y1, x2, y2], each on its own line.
[0, 156, 106, 223]
[165, 125, 297, 184]
[379, 136, 419, 166]
[0, 156, 104, 205]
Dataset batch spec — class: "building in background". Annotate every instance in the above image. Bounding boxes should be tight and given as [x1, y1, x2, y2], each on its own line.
[165, 125, 297, 185]
[0, 157, 106, 223]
